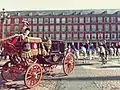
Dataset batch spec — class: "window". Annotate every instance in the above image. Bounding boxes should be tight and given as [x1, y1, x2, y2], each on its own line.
[80, 25, 84, 31]
[79, 33, 84, 40]
[33, 26, 37, 32]
[104, 17, 109, 23]
[44, 33, 49, 37]
[14, 26, 19, 33]
[62, 34, 66, 40]
[118, 25, 120, 31]
[56, 25, 60, 32]
[67, 17, 72, 23]
[111, 17, 116, 23]
[33, 18, 37, 24]
[98, 25, 103, 31]
[50, 18, 54, 24]
[85, 17, 90, 23]
[98, 17, 103, 23]
[91, 25, 96, 31]
[67, 25, 72, 32]
[56, 18, 60, 24]
[61, 25, 66, 32]
[111, 24, 116, 31]
[79, 17, 84, 23]
[91, 33, 96, 40]
[44, 26, 48, 32]
[67, 33, 72, 40]
[105, 33, 110, 40]
[27, 18, 31, 24]
[104, 24, 109, 31]
[7, 26, 10, 32]
[50, 34, 54, 39]
[118, 33, 120, 40]
[38, 26, 43, 32]
[44, 18, 49, 24]
[14, 18, 19, 24]
[50, 25, 54, 32]
[73, 33, 78, 40]
[86, 25, 90, 32]
[85, 33, 90, 40]
[98, 33, 103, 39]
[73, 25, 78, 32]
[91, 17, 96, 23]
[61, 18, 66, 23]
[73, 17, 78, 23]
[111, 33, 116, 40]
[56, 33, 60, 40]
[39, 18, 43, 24]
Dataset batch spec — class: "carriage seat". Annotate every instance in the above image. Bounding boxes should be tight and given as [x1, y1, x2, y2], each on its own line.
[21, 37, 50, 58]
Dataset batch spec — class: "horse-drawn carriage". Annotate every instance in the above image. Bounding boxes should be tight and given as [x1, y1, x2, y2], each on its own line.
[0, 35, 75, 88]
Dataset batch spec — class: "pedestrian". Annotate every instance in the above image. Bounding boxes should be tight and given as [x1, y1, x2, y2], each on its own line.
[102, 40, 108, 60]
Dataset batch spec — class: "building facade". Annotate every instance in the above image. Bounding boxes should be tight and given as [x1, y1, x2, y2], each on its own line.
[0, 10, 120, 49]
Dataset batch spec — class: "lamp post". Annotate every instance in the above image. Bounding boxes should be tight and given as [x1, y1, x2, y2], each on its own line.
[0, 8, 10, 38]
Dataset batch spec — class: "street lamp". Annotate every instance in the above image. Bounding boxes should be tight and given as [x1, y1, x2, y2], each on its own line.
[0, 8, 10, 38]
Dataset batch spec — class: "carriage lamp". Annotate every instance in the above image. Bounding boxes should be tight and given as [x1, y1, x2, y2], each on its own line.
[0, 8, 10, 38]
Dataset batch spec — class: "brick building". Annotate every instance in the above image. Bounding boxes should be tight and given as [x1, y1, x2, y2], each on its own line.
[0, 9, 120, 49]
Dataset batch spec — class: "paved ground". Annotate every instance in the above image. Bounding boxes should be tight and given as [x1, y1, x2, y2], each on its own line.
[53, 58, 120, 90]
[0, 57, 120, 90]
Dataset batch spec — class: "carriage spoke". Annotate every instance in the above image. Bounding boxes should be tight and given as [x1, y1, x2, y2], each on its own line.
[25, 63, 42, 88]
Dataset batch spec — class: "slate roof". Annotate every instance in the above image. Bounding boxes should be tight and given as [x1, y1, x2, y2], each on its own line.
[1, 9, 120, 16]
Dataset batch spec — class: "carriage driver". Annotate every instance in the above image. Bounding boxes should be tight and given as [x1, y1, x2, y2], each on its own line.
[20, 20, 30, 39]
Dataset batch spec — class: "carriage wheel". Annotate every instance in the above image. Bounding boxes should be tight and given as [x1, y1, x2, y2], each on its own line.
[1, 61, 18, 82]
[63, 52, 75, 75]
[24, 63, 42, 88]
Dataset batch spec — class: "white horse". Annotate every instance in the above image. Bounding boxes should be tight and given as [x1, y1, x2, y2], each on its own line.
[109, 47, 117, 56]
[80, 46, 87, 58]
[88, 48, 97, 60]
[109, 47, 114, 56]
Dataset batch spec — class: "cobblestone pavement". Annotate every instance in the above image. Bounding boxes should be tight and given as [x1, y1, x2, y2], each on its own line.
[1, 58, 120, 90]
[52, 59, 120, 90]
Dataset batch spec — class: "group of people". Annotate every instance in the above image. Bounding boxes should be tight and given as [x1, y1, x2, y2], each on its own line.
[70, 40, 120, 64]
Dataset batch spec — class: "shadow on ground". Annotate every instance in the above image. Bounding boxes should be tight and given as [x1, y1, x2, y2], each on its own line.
[100, 66, 120, 68]
[45, 76, 120, 81]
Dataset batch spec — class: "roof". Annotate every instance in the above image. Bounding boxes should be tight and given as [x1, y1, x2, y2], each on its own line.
[1, 9, 120, 16]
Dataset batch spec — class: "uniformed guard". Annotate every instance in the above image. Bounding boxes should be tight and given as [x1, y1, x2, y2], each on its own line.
[20, 20, 30, 39]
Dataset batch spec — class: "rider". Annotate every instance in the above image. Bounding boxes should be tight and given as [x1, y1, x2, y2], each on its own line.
[85, 40, 91, 55]
[111, 43, 116, 56]
[8, 20, 30, 45]
[102, 40, 108, 60]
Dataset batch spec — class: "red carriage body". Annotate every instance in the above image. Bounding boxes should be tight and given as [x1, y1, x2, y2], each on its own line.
[0, 35, 75, 88]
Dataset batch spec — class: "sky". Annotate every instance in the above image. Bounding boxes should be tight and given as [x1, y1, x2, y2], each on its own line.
[0, 0, 120, 11]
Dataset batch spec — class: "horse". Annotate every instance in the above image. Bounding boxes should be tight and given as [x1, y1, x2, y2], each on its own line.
[117, 47, 120, 56]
